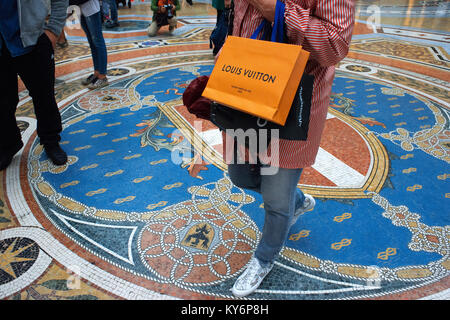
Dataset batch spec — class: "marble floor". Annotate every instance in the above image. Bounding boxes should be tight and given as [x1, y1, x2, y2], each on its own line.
[1, 0, 449, 301]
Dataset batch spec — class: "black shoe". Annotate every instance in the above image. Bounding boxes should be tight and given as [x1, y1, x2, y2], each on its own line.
[81, 74, 97, 86]
[44, 143, 68, 166]
[186, 0, 193, 5]
[0, 141, 24, 171]
[105, 20, 120, 28]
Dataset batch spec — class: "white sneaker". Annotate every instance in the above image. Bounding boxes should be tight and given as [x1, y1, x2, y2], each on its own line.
[290, 194, 315, 227]
[231, 256, 273, 297]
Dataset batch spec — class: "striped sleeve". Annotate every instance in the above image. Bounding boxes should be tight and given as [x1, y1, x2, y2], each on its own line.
[284, 0, 356, 66]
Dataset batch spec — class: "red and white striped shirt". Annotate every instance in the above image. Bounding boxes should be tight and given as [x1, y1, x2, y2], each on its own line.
[225, 0, 355, 168]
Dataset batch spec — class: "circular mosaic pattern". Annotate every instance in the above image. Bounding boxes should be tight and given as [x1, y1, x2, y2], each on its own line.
[138, 180, 259, 286]
[4, 51, 448, 300]
[1, 0, 448, 301]
[24, 63, 448, 297]
[340, 63, 377, 75]
[107, 68, 131, 77]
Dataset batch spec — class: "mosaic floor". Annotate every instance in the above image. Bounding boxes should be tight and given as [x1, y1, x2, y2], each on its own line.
[1, 0, 449, 301]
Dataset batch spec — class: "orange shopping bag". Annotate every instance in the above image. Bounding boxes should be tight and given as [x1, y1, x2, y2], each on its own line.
[202, 35, 310, 126]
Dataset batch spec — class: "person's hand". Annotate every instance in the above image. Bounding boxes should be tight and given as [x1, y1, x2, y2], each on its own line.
[44, 29, 58, 49]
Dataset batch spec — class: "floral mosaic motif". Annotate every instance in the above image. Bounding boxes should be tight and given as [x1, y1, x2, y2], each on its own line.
[181, 153, 209, 180]
[6, 264, 114, 300]
[130, 109, 210, 179]
[368, 192, 449, 262]
[379, 101, 450, 163]
[330, 93, 387, 128]
[77, 88, 135, 112]
[10, 280, 98, 300]
[130, 109, 179, 151]
[376, 70, 450, 103]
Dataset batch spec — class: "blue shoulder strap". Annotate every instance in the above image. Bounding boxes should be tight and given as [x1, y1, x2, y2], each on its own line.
[250, 19, 270, 40]
[250, 1, 286, 43]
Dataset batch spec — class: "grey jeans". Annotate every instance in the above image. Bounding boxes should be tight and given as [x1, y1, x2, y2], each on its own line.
[228, 162, 305, 266]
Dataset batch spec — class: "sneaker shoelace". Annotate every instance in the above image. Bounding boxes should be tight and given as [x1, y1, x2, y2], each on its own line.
[236, 258, 268, 288]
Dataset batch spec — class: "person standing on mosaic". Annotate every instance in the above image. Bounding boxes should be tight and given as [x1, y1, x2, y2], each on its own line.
[0, 0, 69, 171]
[147, 0, 181, 36]
[104, 0, 120, 28]
[216, 0, 356, 297]
[76, 0, 109, 89]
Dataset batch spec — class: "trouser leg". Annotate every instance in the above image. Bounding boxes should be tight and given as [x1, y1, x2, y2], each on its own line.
[81, 14, 99, 72]
[255, 166, 303, 265]
[108, 0, 118, 23]
[0, 45, 21, 150]
[228, 161, 304, 266]
[83, 12, 107, 75]
[147, 21, 159, 36]
[15, 33, 62, 145]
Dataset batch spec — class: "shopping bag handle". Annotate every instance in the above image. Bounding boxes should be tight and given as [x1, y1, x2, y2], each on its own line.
[250, 0, 286, 43]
